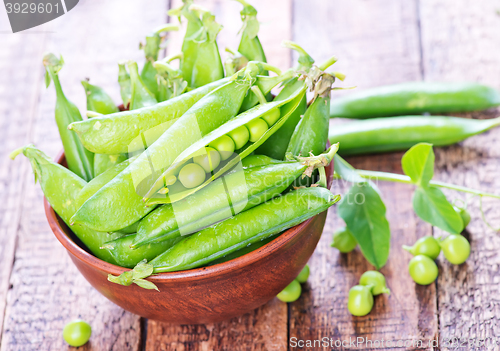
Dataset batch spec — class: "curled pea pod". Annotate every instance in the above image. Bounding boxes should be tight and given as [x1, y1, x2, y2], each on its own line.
[43, 54, 94, 181]
[82, 80, 127, 176]
[68, 78, 228, 154]
[101, 234, 184, 268]
[118, 61, 132, 107]
[143, 73, 307, 201]
[154, 53, 188, 102]
[330, 82, 500, 118]
[10, 145, 121, 264]
[69, 63, 264, 232]
[149, 187, 341, 272]
[169, 0, 202, 87]
[233, 0, 266, 64]
[185, 5, 224, 88]
[133, 147, 338, 248]
[128, 61, 157, 110]
[139, 24, 179, 99]
[328, 115, 500, 156]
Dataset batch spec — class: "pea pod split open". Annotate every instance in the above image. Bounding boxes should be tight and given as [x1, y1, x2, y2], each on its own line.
[68, 78, 229, 154]
[328, 115, 500, 155]
[330, 82, 500, 118]
[70, 63, 266, 232]
[149, 187, 341, 272]
[143, 76, 307, 201]
[133, 145, 338, 248]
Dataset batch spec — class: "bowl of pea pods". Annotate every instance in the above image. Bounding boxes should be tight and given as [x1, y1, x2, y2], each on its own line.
[8, 1, 348, 323]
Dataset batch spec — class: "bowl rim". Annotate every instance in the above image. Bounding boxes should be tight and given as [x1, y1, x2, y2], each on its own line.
[46, 150, 333, 282]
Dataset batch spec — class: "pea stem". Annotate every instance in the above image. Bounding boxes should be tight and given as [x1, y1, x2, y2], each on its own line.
[318, 55, 338, 71]
[154, 23, 179, 34]
[250, 86, 267, 105]
[333, 170, 500, 199]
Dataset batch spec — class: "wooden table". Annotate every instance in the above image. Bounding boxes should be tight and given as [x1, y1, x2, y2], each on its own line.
[1, 0, 499, 349]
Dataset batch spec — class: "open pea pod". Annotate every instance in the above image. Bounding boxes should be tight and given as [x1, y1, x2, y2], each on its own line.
[144, 82, 307, 202]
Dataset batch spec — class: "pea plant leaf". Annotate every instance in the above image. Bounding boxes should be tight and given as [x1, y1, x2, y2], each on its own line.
[402, 143, 434, 186]
[413, 185, 464, 234]
[335, 155, 391, 269]
[338, 183, 391, 269]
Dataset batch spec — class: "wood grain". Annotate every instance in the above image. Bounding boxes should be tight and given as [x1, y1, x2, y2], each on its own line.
[146, 1, 292, 350]
[420, 0, 500, 348]
[290, 0, 438, 349]
[0, 1, 167, 350]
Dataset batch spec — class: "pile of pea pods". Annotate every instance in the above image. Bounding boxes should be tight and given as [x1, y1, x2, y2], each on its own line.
[11, 0, 346, 292]
[10, 0, 500, 311]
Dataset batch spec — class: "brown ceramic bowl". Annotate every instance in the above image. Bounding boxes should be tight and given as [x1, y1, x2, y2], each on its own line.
[45, 152, 334, 324]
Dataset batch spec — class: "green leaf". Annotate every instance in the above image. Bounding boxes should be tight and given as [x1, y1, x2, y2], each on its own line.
[402, 143, 435, 186]
[413, 185, 464, 234]
[107, 271, 133, 286]
[134, 279, 160, 291]
[132, 259, 154, 280]
[338, 182, 391, 269]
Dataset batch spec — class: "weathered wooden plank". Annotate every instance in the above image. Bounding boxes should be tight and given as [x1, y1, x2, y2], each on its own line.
[420, 0, 500, 347]
[1, 1, 167, 349]
[0, 13, 48, 341]
[145, 1, 292, 350]
[292, 0, 423, 90]
[290, 0, 438, 349]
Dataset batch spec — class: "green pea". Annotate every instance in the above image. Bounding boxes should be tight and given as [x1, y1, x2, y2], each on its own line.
[331, 226, 357, 253]
[178, 163, 206, 189]
[296, 264, 310, 283]
[193, 147, 221, 173]
[359, 271, 390, 296]
[209, 135, 235, 161]
[262, 107, 281, 126]
[246, 118, 269, 142]
[402, 236, 441, 260]
[227, 125, 250, 149]
[454, 206, 471, 228]
[277, 279, 302, 302]
[440, 234, 470, 265]
[63, 319, 92, 347]
[408, 255, 438, 285]
[347, 285, 374, 317]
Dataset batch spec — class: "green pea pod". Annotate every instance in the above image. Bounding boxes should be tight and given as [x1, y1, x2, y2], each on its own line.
[187, 5, 224, 88]
[239, 68, 295, 113]
[82, 79, 127, 176]
[255, 78, 307, 160]
[286, 73, 336, 157]
[81, 79, 119, 115]
[68, 78, 229, 154]
[128, 61, 157, 110]
[10, 145, 121, 264]
[328, 115, 500, 156]
[101, 234, 184, 268]
[133, 149, 338, 248]
[70, 63, 264, 232]
[140, 24, 179, 99]
[234, 0, 266, 64]
[240, 154, 286, 168]
[154, 54, 188, 102]
[207, 235, 276, 266]
[144, 75, 307, 201]
[118, 61, 132, 107]
[330, 82, 500, 118]
[169, 0, 203, 87]
[150, 187, 341, 272]
[114, 221, 139, 235]
[256, 42, 329, 159]
[43, 54, 94, 181]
